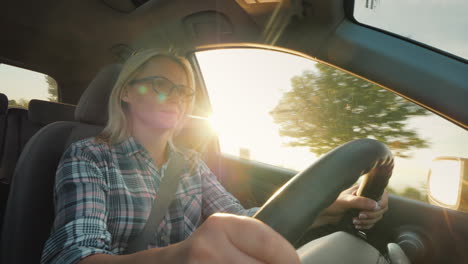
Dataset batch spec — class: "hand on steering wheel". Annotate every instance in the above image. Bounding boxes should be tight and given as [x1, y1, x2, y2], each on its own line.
[253, 138, 394, 245]
[317, 185, 389, 230]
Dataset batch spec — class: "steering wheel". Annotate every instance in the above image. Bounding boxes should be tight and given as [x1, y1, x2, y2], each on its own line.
[252, 139, 394, 258]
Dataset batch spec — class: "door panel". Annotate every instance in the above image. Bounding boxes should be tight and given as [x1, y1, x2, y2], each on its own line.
[219, 154, 296, 208]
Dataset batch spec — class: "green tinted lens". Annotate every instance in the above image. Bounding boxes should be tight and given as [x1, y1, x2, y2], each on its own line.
[153, 78, 173, 95]
[137, 84, 149, 95]
[175, 85, 194, 97]
[157, 93, 167, 102]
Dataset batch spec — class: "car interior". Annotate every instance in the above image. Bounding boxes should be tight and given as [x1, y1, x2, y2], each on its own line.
[0, 0, 467, 263]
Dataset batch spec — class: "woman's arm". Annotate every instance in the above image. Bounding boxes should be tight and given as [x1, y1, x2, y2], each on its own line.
[77, 244, 178, 264]
[41, 144, 114, 264]
[79, 213, 299, 264]
[198, 157, 388, 229]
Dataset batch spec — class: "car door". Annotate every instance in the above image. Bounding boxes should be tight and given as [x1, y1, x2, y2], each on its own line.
[192, 47, 468, 264]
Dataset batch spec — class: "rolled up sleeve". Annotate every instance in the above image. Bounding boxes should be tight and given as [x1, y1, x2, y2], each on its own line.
[41, 144, 114, 264]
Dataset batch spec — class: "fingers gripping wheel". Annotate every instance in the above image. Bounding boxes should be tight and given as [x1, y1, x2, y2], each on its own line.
[253, 138, 394, 245]
[341, 157, 394, 239]
[357, 157, 394, 200]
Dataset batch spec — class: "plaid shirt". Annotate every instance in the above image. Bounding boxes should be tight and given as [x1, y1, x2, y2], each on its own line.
[41, 136, 258, 264]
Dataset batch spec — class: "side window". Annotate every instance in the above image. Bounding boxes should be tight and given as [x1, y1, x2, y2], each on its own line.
[0, 63, 58, 109]
[196, 48, 468, 206]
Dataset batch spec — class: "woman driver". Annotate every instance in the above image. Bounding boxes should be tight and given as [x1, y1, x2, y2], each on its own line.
[41, 49, 388, 264]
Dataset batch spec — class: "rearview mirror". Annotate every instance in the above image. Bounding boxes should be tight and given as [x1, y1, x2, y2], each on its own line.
[427, 157, 468, 212]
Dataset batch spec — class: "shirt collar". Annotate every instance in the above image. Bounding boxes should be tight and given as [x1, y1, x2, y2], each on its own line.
[115, 136, 177, 159]
[114, 136, 144, 156]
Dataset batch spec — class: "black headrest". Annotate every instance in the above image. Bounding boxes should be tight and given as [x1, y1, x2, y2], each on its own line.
[75, 64, 122, 125]
[28, 100, 76, 126]
[0, 93, 8, 114]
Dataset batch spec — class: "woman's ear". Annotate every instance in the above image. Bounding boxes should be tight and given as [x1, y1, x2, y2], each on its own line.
[121, 87, 131, 103]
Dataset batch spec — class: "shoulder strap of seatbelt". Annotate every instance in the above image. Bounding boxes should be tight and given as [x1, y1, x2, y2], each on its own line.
[124, 151, 188, 254]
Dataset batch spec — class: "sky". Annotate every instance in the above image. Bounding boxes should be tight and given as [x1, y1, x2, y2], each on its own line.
[1, 0, 467, 193]
[0, 64, 50, 101]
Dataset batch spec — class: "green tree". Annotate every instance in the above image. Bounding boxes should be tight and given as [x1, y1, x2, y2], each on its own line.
[386, 186, 398, 195]
[399, 187, 427, 202]
[8, 98, 29, 109]
[46, 75, 58, 102]
[387, 185, 427, 202]
[270, 64, 430, 157]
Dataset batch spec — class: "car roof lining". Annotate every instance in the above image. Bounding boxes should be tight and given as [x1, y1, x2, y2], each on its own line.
[0, 0, 467, 128]
[0, 0, 266, 101]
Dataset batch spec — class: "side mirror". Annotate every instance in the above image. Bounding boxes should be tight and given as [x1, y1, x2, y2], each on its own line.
[427, 157, 468, 212]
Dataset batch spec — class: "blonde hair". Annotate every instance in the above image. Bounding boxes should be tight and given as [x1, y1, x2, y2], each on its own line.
[99, 48, 196, 144]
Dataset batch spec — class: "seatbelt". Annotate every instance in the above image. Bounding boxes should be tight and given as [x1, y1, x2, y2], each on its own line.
[124, 151, 188, 254]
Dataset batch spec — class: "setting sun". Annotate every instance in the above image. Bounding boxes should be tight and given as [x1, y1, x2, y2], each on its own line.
[196, 49, 319, 171]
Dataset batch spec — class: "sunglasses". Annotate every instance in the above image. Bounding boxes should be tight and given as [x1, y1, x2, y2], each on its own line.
[129, 76, 194, 100]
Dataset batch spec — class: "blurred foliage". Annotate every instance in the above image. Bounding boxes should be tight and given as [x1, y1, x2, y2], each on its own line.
[271, 64, 430, 158]
[8, 98, 29, 109]
[387, 185, 427, 202]
[46, 76, 58, 102]
[6, 76, 57, 109]
[400, 187, 427, 202]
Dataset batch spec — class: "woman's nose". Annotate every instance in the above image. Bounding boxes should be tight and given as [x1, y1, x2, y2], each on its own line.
[165, 93, 183, 104]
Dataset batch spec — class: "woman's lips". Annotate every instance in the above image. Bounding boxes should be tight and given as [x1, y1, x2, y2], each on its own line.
[158, 108, 178, 114]
[157, 104, 179, 114]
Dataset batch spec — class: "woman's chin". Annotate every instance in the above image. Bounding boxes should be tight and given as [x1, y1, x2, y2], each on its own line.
[150, 112, 181, 130]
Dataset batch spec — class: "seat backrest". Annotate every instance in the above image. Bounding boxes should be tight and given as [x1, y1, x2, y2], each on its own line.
[0, 107, 27, 230]
[0, 94, 9, 226]
[0, 100, 75, 184]
[0, 108, 28, 183]
[0, 94, 8, 163]
[0, 64, 121, 264]
[0, 100, 76, 235]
